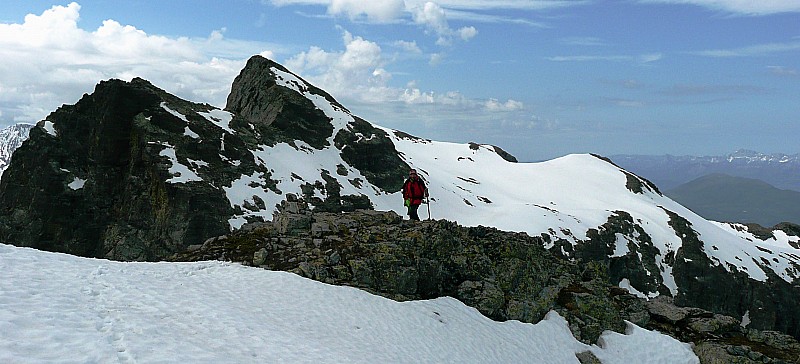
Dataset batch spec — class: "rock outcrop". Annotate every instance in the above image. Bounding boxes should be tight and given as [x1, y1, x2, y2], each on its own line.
[0, 56, 410, 260]
[172, 202, 800, 363]
[0, 79, 241, 260]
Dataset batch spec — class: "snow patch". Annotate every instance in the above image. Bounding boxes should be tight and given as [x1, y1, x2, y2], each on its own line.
[618, 278, 660, 300]
[68, 177, 86, 190]
[198, 109, 234, 134]
[741, 310, 751, 328]
[184, 126, 200, 139]
[161, 102, 188, 122]
[272, 68, 354, 139]
[158, 144, 202, 184]
[613, 233, 630, 257]
[42, 120, 57, 137]
[223, 171, 276, 229]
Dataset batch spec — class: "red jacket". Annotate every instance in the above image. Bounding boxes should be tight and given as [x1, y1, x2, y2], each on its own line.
[403, 178, 427, 205]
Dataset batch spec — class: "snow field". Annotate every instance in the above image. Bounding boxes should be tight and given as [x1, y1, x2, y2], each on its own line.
[0, 244, 698, 363]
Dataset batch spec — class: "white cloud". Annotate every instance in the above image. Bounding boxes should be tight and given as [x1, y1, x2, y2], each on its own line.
[547, 53, 663, 63]
[485, 99, 524, 112]
[328, 0, 406, 22]
[560, 37, 608, 46]
[458, 26, 478, 41]
[0, 3, 276, 124]
[638, 0, 800, 15]
[412, 2, 452, 45]
[268, 0, 481, 45]
[393, 40, 423, 54]
[286, 30, 389, 102]
[429, 52, 445, 66]
[768, 65, 799, 77]
[285, 29, 522, 123]
[693, 41, 800, 57]
[405, 0, 587, 11]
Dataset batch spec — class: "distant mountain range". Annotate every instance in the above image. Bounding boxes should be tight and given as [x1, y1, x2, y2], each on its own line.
[666, 173, 800, 226]
[612, 150, 800, 192]
[0, 123, 33, 179]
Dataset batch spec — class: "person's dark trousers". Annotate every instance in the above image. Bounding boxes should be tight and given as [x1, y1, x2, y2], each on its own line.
[408, 204, 421, 220]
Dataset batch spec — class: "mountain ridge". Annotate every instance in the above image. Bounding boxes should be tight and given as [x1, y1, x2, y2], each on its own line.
[612, 151, 800, 192]
[2, 55, 800, 344]
[667, 173, 800, 226]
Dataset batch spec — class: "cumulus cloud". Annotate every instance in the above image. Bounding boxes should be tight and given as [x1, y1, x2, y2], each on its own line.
[0, 3, 275, 123]
[393, 40, 423, 54]
[485, 99, 524, 112]
[2, 2, 524, 138]
[285, 29, 521, 119]
[267, 0, 480, 45]
[458, 26, 478, 41]
[285, 31, 390, 102]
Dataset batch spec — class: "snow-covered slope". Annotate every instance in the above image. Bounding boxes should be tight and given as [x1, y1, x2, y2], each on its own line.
[383, 136, 800, 291]
[0, 123, 33, 180]
[209, 60, 800, 300]
[0, 243, 698, 363]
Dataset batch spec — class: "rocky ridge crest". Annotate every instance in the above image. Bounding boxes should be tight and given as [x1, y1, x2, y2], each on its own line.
[173, 199, 800, 363]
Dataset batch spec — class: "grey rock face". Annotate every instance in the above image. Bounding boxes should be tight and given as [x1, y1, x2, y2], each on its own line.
[0, 56, 410, 260]
[227, 56, 409, 193]
[0, 79, 239, 260]
[226, 57, 335, 149]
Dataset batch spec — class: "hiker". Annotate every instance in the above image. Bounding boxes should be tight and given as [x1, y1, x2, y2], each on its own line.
[402, 168, 428, 221]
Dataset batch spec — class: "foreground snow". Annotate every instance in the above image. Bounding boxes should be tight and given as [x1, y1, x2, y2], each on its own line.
[0, 244, 698, 363]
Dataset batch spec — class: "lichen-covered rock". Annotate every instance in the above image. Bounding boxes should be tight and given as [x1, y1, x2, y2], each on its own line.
[172, 206, 800, 361]
[172, 207, 657, 344]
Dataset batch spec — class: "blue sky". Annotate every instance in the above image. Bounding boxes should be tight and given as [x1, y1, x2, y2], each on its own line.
[0, 1, 798, 161]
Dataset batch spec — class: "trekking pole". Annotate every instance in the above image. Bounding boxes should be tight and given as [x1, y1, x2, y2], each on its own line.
[426, 195, 431, 220]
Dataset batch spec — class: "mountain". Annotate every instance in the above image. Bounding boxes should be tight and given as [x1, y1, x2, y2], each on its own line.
[0, 123, 33, 180]
[667, 173, 800, 226]
[2, 55, 800, 345]
[612, 151, 800, 192]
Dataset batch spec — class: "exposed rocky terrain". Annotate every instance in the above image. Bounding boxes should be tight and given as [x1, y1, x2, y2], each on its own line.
[172, 199, 800, 363]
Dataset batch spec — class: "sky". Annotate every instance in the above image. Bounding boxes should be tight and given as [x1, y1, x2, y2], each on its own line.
[0, 243, 701, 363]
[0, 1, 798, 161]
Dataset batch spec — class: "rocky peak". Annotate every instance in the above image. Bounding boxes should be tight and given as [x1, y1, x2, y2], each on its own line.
[0, 77, 239, 260]
[225, 56, 337, 149]
[225, 55, 409, 192]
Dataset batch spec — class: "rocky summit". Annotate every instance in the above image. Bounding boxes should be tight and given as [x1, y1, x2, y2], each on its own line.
[3, 55, 800, 356]
[0, 57, 409, 261]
